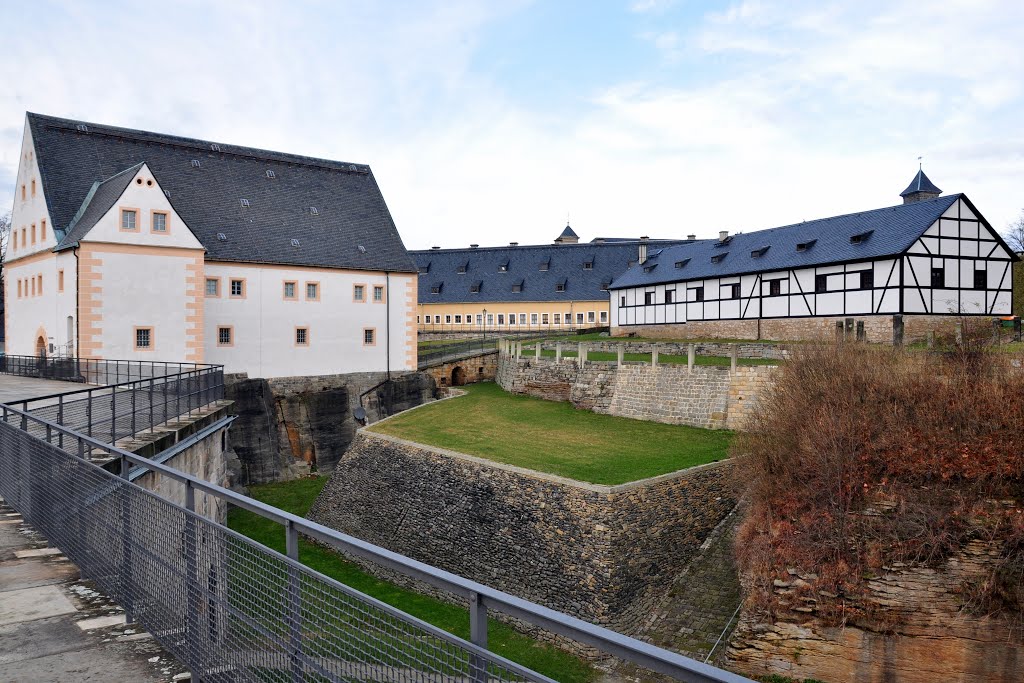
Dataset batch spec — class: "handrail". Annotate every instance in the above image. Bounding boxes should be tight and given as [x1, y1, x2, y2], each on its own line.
[0, 400, 752, 683]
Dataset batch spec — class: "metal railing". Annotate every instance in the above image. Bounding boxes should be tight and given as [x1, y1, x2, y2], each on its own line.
[418, 333, 560, 369]
[0, 354, 214, 385]
[0, 402, 751, 683]
[1, 356, 225, 446]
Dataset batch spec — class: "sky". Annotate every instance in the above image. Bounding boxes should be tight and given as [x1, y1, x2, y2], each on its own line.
[1, 0, 1023, 250]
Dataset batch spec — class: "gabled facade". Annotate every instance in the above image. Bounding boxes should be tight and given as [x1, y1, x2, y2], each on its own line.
[609, 175, 1015, 342]
[4, 113, 418, 377]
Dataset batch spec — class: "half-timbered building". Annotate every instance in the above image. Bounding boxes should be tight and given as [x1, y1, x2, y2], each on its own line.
[608, 171, 1016, 342]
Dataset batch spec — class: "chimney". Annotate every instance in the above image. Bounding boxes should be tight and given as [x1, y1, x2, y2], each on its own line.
[718, 231, 729, 242]
[431, 246, 440, 250]
[509, 242, 518, 247]
[638, 236, 649, 265]
[470, 244, 479, 249]
[687, 234, 696, 240]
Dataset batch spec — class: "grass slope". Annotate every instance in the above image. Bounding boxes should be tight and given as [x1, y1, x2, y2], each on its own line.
[370, 383, 733, 485]
[227, 478, 594, 683]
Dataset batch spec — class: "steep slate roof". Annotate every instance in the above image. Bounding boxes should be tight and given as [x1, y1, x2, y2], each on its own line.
[558, 224, 579, 239]
[28, 113, 416, 273]
[900, 169, 942, 197]
[610, 194, 962, 289]
[59, 163, 145, 248]
[413, 239, 687, 304]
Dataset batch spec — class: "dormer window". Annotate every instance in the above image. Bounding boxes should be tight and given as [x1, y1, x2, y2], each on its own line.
[850, 230, 874, 244]
[430, 284, 442, 295]
[555, 280, 566, 292]
[240, 198, 251, 208]
[711, 252, 727, 264]
[643, 264, 657, 273]
[796, 240, 816, 252]
[419, 262, 430, 274]
[583, 259, 594, 270]
[310, 207, 319, 216]
[512, 281, 524, 293]
[498, 262, 509, 272]
[600, 281, 610, 291]
[191, 159, 201, 168]
[470, 282, 482, 294]
[674, 259, 690, 269]
[266, 170, 276, 178]
[217, 232, 227, 241]
[457, 262, 468, 274]
[750, 246, 769, 258]
[539, 260, 550, 272]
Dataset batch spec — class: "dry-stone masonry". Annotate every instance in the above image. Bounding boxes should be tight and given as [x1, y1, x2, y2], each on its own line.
[496, 350, 776, 430]
[307, 428, 735, 636]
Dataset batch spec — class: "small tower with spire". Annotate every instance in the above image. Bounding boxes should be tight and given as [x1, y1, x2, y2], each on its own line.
[554, 223, 579, 244]
[900, 163, 942, 204]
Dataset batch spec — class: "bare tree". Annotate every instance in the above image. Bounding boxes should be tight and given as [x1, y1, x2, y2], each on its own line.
[1004, 209, 1024, 253]
[0, 211, 9, 291]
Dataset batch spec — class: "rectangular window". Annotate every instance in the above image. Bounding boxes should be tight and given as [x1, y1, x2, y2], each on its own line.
[37, 275, 42, 296]
[373, 285, 384, 302]
[305, 282, 319, 301]
[519, 313, 527, 325]
[620, 296, 626, 306]
[974, 269, 987, 290]
[730, 283, 741, 299]
[530, 313, 538, 325]
[40, 219, 46, 240]
[769, 280, 781, 296]
[31, 179, 36, 197]
[31, 223, 36, 244]
[445, 315, 452, 324]
[11, 231, 15, 250]
[217, 326, 233, 346]
[815, 274, 827, 293]
[455, 314, 462, 324]
[135, 327, 153, 350]
[17, 280, 21, 297]
[152, 211, 168, 233]
[21, 227, 26, 246]
[476, 314, 483, 325]
[121, 209, 138, 231]
[295, 327, 309, 346]
[587, 311, 595, 323]
[58, 270, 64, 293]
[542, 313, 549, 325]
[554, 313, 561, 325]
[644, 291, 654, 305]
[931, 267, 944, 289]
[665, 289, 675, 304]
[497, 314, 504, 325]
[693, 287, 704, 302]
[416, 315, 421, 324]
[363, 328, 376, 345]
[31, 277, 35, 296]
[230, 279, 245, 298]
[205, 278, 220, 297]
[283, 281, 297, 299]
[600, 311, 608, 323]
[576, 312, 585, 324]
[859, 270, 874, 290]
[353, 284, 365, 302]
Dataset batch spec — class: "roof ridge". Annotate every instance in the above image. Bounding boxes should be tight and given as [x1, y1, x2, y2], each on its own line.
[411, 239, 684, 254]
[27, 112, 371, 176]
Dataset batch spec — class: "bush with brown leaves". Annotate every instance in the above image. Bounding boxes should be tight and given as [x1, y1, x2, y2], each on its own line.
[733, 338, 1024, 626]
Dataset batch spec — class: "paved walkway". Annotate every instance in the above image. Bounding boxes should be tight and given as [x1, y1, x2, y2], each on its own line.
[0, 375, 95, 405]
[0, 497, 189, 682]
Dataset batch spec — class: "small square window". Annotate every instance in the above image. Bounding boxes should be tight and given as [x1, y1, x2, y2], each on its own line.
[693, 287, 705, 302]
[306, 282, 319, 300]
[645, 291, 654, 305]
[665, 289, 675, 304]
[363, 328, 375, 345]
[730, 283, 741, 299]
[284, 281, 297, 299]
[931, 267, 944, 289]
[859, 270, 874, 290]
[121, 209, 137, 231]
[217, 327, 233, 346]
[135, 327, 152, 350]
[353, 284, 365, 301]
[815, 274, 828, 293]
[206, 278, 220, 296]
[152, 212, 168, 232]
[974, 269, 987, 290]
[230, 279, 245, 297]
[583, 262, 593, 270]
[373, 285, 384, 302]
[295, 327, 309, 346]
[769, 280, 781, 296]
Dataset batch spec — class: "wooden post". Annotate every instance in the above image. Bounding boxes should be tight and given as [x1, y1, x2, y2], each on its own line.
[892, 314, 904, 347]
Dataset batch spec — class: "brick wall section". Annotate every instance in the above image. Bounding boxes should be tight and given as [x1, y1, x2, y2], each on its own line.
[616, 314, 963, 344]
[421, 350, 498, 387]
[307, 430, 735, 634]
[727, 534, 1024, 682]
[497, 353, 776, 430]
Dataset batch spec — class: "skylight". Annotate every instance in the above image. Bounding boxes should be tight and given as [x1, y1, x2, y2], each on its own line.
[850, 230, 874, 244]
[796, 240, 816, 252]
[712, 253, 728, 264]
[217, 232, 227, 241]
[751, 246, 770, 258]
[291, 238, 300, 247]
[674, 259, 691, 269]
[266, 170, 276, 178]
[240, 199, 250, 208]
[191, 160, 201, 168]
[310, 207, 319, 216]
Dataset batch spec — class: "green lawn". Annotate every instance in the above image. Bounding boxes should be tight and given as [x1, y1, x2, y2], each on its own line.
[370, 382, 733, 485]
[228, 478, 594, 683]
[523, 347, 776, 366]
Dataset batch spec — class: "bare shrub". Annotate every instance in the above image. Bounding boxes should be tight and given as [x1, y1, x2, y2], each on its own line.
[732, 341, 1024, 626]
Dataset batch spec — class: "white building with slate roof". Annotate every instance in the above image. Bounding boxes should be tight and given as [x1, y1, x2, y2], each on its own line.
[4, 113, 418, 378]
[608, 170, 1016, 342]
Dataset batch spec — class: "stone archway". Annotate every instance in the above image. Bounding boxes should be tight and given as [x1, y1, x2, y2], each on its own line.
[36, 336, 46, 357]
[451, 365, 467, 386]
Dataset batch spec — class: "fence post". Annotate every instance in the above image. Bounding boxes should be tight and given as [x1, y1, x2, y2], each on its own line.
[286, 521, 303, 682]
[617, 345, 624, 366]
[578, 343, 587, 366]
[185, 482, 203, 683]
[688, 343, 695, 373]
[469, 590, 489, 683]
[119, 454, 134, 624]
[730, 344, 738, 374]
[651, 344, 659, 367]
[892, 314, 905, 346]
[130, 387, 137, 438]
[555, 342, 562, 362]
[535, 342, 541, 359]
[110, 388, 117, 444]
[149, 379, 155, 433]
[57, 395, 64, 449]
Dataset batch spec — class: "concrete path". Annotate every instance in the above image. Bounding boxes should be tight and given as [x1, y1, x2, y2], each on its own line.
[0, 375, 95, 405]
[0, 497, 189, 682]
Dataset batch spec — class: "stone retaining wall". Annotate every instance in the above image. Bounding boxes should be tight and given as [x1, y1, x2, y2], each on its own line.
[307, 429, 735, 635]
[496, 352, 776, 431]
[539, 340, 791, 360]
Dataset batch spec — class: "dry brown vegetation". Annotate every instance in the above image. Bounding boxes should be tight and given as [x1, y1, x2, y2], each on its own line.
[733, 324, 1024, 627]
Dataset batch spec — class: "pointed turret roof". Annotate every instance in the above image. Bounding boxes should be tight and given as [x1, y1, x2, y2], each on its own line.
[558, 223, 578, 239]
[900, 168, 942, 197]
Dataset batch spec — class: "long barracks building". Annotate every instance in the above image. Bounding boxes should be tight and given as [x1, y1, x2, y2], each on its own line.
[412, 226, 686, 333]
[608, 171, 1016, 342]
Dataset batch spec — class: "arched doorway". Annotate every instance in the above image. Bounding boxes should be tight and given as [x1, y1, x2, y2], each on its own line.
[35, 335, 47, 358]
[451, 365, 466, 386]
